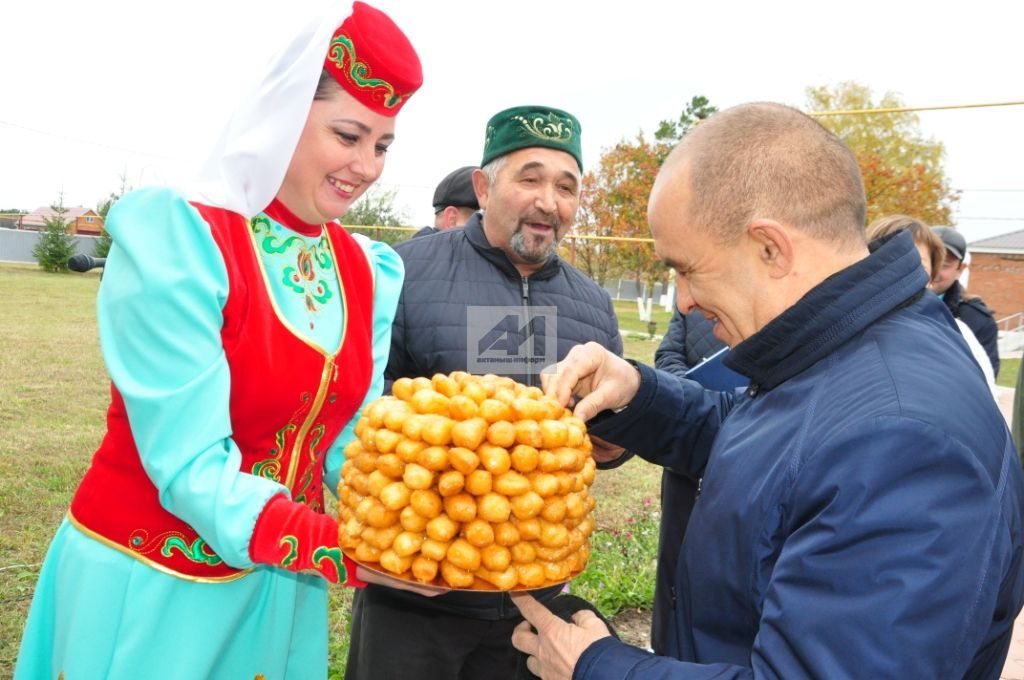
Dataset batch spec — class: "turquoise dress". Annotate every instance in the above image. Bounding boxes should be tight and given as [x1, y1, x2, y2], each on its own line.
[15, 188, 403, 680]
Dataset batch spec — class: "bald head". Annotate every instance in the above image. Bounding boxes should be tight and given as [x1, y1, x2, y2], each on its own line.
[657, 102, 867, 248]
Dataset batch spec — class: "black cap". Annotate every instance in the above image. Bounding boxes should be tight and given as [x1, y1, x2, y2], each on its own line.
[933, 226, 967, 261]
[432, 166, 479, 213]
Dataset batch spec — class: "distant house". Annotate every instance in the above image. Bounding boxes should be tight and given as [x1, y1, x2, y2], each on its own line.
[966, 229, 1024, 321]
[19, 206, 104, 235]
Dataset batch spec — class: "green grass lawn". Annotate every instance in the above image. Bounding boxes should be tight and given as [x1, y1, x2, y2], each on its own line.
[998, 358, 1020, 389]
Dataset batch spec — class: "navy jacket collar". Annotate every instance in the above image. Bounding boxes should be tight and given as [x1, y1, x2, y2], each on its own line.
[724, 230, 928, 392]
[464, 213, 562, 281]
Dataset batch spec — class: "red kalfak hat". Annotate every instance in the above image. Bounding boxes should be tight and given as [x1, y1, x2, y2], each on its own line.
[324, 2, 423, 116]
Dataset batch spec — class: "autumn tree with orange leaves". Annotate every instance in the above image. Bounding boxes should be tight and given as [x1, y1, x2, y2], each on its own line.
[806, 82, 959, 226]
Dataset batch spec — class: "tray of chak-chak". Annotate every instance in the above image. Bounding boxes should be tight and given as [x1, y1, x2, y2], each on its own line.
[337, 371, 597, 591]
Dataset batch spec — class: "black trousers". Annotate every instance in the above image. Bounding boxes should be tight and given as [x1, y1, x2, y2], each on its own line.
[345, 586, 524, 680]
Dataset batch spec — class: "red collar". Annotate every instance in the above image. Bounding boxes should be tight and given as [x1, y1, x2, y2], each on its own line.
[263, 199, 325, 237]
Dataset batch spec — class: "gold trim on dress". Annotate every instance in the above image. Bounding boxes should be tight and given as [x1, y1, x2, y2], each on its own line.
[67, 512, 253, 583]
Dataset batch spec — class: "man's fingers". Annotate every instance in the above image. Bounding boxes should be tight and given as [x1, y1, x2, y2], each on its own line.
[573, 609, 611, 635]
[526, 654, 542, 677]
[510, 619, 539, 656]
[511, 592, 561, 634]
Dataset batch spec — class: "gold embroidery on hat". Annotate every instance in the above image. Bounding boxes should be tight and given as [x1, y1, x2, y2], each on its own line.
[327, 34, 407, 109]
[513, 113, 574, 142]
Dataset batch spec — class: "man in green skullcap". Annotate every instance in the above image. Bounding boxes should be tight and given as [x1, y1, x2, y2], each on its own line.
[345, 105, 623, 680]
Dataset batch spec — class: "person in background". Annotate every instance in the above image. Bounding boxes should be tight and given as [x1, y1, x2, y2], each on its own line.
[867, 215, 996, 398]
[15, 4, 427, 678]
[932, 225, 1000, 377]
[648, 307, 724, 656]
[346, 105, 623, 680]
[413, 165, 480, 238]
[510, 102, 1024, 680]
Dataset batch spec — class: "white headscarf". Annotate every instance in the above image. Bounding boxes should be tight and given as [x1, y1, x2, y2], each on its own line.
[190, 2, 349, 217]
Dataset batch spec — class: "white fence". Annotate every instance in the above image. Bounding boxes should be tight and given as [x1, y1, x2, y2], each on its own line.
[0, 228, 101, 264]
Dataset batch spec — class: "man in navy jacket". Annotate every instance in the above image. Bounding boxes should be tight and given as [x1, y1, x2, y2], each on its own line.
[511, 102, 1024, 680]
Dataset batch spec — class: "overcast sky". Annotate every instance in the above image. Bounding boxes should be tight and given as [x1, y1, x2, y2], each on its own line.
[2, 0, 1022, 244]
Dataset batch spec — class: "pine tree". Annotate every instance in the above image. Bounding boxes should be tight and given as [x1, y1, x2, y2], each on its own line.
[33, 200, 76, 272]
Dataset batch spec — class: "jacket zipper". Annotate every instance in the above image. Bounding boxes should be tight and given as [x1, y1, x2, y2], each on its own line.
[521, 276, 534, 386]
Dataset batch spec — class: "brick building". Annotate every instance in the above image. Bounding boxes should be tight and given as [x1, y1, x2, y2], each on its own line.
[966, 229, 1024, 322]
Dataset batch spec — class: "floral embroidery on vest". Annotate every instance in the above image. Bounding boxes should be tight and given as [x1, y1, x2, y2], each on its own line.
[129, 528, 223, 566]
[250, 216, 335, 317]
[252, 424, 297, 482]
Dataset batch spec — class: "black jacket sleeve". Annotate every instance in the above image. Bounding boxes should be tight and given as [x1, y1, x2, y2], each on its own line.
[654, 310, 691, 378]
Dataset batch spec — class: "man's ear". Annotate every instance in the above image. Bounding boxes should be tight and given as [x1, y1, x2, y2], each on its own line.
[748, 218, 794, 279]
[441, 206, 461, 229]
[471, 169, 490, 211]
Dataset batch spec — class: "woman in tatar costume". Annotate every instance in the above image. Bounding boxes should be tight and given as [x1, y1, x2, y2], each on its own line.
[15, 3, 423, 678]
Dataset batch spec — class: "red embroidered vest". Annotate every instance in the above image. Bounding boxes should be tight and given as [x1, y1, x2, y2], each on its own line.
[69, 202, 373, 581]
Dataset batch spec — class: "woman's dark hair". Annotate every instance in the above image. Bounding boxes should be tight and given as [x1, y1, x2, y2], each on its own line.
[314, 69, 341, 101]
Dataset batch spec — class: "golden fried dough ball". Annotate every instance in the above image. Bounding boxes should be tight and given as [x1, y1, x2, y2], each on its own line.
[410, 376, 433, 393]
[354, 541, 382, 563]
[412, 555, 439, 584]
[446, 538, 482, 572]
[479, 445, 511, 475]
[464, 469, 493, 496]
[379, 549, 413, 575]
[365, 501, 400, 529]
[486, 421, 516, 448]
[416, 446, 450, 472]
[554, 472, 575, 495]
[510, 541, 536, 564]
[402, 463, 434, 491]
[451, 417, 488, 450]
[379, 481, 412, 511]
[410, 389, 449, 416]
[538, 520, 570, 548]
[528, 472, 559, 498]
[493, 521, 520, 546]
[510, 445, 539, 473]
[437, 470, 466, 498]
[515, 517, 541, 541]
[538, 420, 569, 450]
[493, 470, 531, 497]
[543, 559, 572, 583]
[363, 525, 402, 551]
[431, 373, 460, 398]
[425, 514, 458, 542]
[564, 492, 586, 519]
[480, 544, 512, 572]
[462, 519, 494, 548]
[401, 414, 427, 441]
[368, 471, 391, 497]
[581, 457, 597, 485]
[478, 565, 519, 591]
[382, 402, 413, 432]
[448, 395, 479, 420]
[440, 560, 475, 588]
[443, 493, 477, 523]
[410, 489, 443, 519]
[510, 491, 544, 520]
[421, 415, 454, 446]
[459, 381, 488, 405]
[448, 447, 481, 475]
[517, 562, 546, 588]
[540, 496, 567, 523]
[375, 452, 404, 478]
[392, 377, 415, 402]
[374, 429, 402, 455]
[513, 420, 543, 448]
[420, 538, 450, 562]
[477, 492, 512, 523]
[395, 439, 427, 464]
[479, 398, 513, 423]
[392, 531, 424, 557]
[399, 505, 428, 532]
